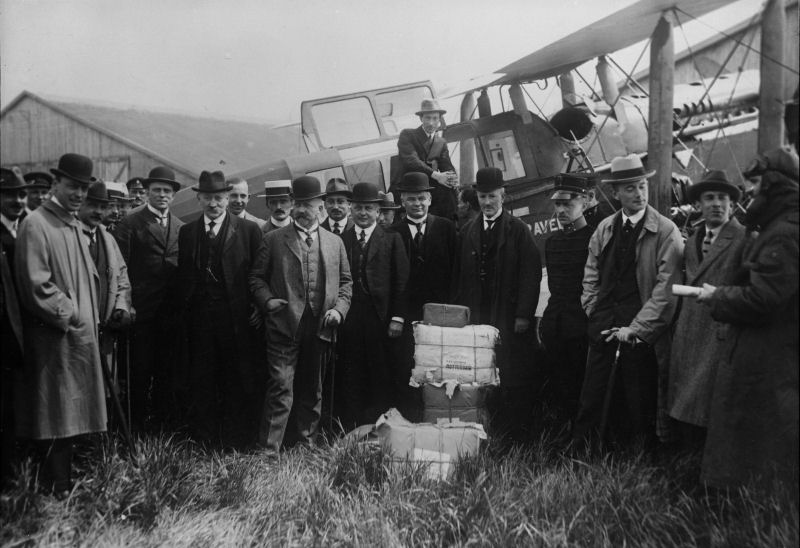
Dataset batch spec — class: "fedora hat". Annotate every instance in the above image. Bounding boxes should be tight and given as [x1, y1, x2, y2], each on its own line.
[687, 170, 742, 202]
[325, 178, 353, 198]
[256, 179, 293, 199]
[105, 181, 133, 202]
[126, 176, 146, 190]
[379, 191, 401, 210]
[1, 167, 29, 191]
[192, 170, 232, 193]
[23, 171, 54, 189]
[550, 172, 593, 200]
[85, 181, 111, 203]
[350, 182, 382, 203]
[292, 175, 326, 201]
[473, 167, 505, 192]
[50, 153, 96, 185]
[396, 172, 434, 193]
[145, 166, 181, 192]
[601, 154, 655, 185]
[416, 98, 447, 116]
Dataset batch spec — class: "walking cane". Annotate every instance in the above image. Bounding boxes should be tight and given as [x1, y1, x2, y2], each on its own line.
[325, 330, 338, 433]
[124, 333, 132, 435]
[99, 333, 136, 456]
[598, 340, 623, 446]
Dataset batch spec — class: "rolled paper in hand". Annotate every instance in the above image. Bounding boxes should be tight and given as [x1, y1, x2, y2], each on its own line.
[672, 284, 702, 297]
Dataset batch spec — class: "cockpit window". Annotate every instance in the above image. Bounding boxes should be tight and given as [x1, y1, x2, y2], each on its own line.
[312, 98, 381, 148]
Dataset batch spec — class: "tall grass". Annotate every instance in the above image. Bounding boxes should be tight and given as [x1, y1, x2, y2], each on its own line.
[1, 430, 797, 547]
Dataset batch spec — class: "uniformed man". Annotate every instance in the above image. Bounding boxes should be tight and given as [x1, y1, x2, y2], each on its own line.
[320, 178, 353, 235]
[22, 171, 52, 214]
[126, 177, 147, 208]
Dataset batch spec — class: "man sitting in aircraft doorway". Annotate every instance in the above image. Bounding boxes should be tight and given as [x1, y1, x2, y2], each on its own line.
[391, 99, 458, 221]
[259, 181, 294, 235]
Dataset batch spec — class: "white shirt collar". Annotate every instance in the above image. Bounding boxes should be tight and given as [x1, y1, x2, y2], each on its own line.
[0, 213, 19, 236]
[329, 215, 349, 229]
[704, 220, 728, 243]
[356, 222, 377, 243]
[271, 216, 291, 228]
[204, 211, 226, 229]
[147, 203, 169, 219]
[483, 210, 502, 223]
[621, 208, 646, 226]
[294, 220, 320, 242]
[406, 214, 427, 234]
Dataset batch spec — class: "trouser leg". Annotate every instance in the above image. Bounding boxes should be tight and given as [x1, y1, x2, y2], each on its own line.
[259, 332, 298, 453]
[619, 343, 658, 443]
[572, 341, 615, 445]
[292, 309, 326, 446]
[39, 437, 73, 493]
[128, 321, 155, 431]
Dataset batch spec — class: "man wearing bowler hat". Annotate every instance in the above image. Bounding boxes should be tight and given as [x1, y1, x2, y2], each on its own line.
[113, 166, 184, 431]
[14, 153, 105, 496]
[572, 154, 683, 450]
[391, 99, 458, 221]
[177, 171, 263, 446]
[258, 180, 294, 234]
[249, 175, 352, 455]
[320, 178, 353, 236]
[541, 173, 595, 421]
[453, 167, 542, 444]
[337, 182, 409, 428]
[668, 170, 746, 450]
[22, 171, 53, 215]
[126, 177, 147, 208]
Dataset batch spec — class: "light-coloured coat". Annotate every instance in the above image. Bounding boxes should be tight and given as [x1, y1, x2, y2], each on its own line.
[582, 204, 684, 439]
[668, 219, 746, 426]
[14, 199, 106, 439]
[96, 226, 133, 354]
[239, 210, 266, 229]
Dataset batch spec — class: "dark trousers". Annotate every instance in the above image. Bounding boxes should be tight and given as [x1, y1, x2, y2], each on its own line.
[186, 298, 247, 446]
[337, 298, 394, 430]
[259, 306, 327, 453]
[128, 319, 176, 431]
[37, 437, 73, 493]
[572, 339, 658, 447]
[542, 334, 588, 419]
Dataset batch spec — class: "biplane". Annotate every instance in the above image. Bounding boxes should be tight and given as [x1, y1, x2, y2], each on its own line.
[171, 0, 796, 249]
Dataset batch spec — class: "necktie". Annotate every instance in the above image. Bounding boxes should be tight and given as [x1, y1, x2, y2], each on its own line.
[84, 230, 98, 263]
[306, 236, 314, 247]
[358, 230, 366, 248]
[702, 230, 714, 257]
[159, 214, 167, 228]
[333, 222, 341, 235]
[484, 218, 496, 231]
[623, 219, 634, 235]
[207, 220, 216, 238]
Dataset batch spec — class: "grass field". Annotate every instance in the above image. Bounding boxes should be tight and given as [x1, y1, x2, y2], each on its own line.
[2, 426, 797, 547]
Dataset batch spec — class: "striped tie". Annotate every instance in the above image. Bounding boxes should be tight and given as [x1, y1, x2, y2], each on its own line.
[702, 230, 714, 257]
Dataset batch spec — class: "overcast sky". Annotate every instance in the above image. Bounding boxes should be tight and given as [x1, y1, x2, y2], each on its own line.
[0, 0, 763, 124]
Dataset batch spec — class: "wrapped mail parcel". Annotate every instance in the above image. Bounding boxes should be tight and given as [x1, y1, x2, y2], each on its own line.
[412, 323, 499, 384]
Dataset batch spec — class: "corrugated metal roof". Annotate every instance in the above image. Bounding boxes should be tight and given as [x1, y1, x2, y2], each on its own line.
[4, 92, 303, 177]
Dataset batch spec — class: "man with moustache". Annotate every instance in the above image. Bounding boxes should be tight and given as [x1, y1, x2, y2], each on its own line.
[391, 99, 458, 220]
[22, 172, 53, 214]
[541, 173, 594, 421]
[259, 180, 294, 234]
[453, 167, 542, 444]
[227, 177, 266, 229]
[126, 177, 147, 209]
[14, 153, 104, 496]
[103, 182, 134, 232]
[573, 155, 683, 450]
[320, 178, 353, 235]
[338, 183, 409, 428]
[178, 171, 263, 446]
[113, 166, 184, 430]
[249, 176, 352, 455]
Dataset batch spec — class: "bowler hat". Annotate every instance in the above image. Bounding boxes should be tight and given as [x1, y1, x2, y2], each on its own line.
[687, 170, 742, 202]
[23, 171, 53, 189]
[292, 176, 326, 201]
[473, 167, 505, 192]
[256, 180, 293, 199]
[379, 191, 401, 210]
[106, 181, 133, 202]
[145, 166, 181, 192]
[350, 182, 382, 203]
[325, 178, 353, 199]
[600, 154, 655, 185]
[1, 167, 29, 191]
[416, 98, 447, 116]
[192, 170, 232, 193]
[550, 172, 593, 200]
[85, 181, 111, 203]
[126, 177, 146, 190]
[396, 172, 434, 193]
[50, 153, 96, 185]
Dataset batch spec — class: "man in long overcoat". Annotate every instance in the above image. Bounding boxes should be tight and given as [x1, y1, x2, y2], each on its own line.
[249, 176, 352, 455]
[178, 171, 263, 446]
[14, 153, 105, 495]
[113, 166, 184, 430]
[668, 171, 746, 447]
[698, 148, 799, 490]
[453, 167, 542, 443]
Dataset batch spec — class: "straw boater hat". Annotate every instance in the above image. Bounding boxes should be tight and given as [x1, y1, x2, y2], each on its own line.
[145, 166, 182, 192]
[105, 181, 133, 202]
[416, 98, 446, 116]
[550, 172, 593, 200]
[379, 191, 401, 210]
[0, 167, 28, 191]
[23, 171, 53, 189]
[687, 170, 742, 202]
[473, 167, 505, 192]
[325, 178, 353, 199]
[396, 172, 434, 193]
[601, 154, 655, 185]
[350, 182, 383, 203]
[256, 180, 293, 199]
[50, 153, 96, 185]
[292, 176, 326, 201]
[191, 170, 232, 193]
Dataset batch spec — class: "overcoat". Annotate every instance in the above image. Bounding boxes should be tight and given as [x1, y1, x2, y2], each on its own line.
[96, 225, 133, 354]
[14, 200, 106, 439]
[112, 205, 183, 322]
[702, 180, 799, 488]
[240, 210, 266, 229]
[582, 205, 684, 439]
[249, 224, 352, 342]
[668, 218, 746, 426]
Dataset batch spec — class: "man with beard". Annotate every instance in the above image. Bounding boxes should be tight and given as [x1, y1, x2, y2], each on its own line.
[22, 172, 52, 215]
[320, 178, 353, 235]
[126, 177, 147, 209]
[227, 177, 266, 229]
[259, 180, 294, 234]
[249, 176, 351, 455]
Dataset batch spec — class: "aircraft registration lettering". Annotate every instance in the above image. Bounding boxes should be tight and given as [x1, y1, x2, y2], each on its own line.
[533, 219, 559, 236]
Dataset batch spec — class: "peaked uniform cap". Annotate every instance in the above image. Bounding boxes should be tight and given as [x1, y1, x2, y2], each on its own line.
[50, 153, 96, 185]
[551, 172, 593, 200]
[23, 171, 54, 188]
[126, 176, 146, 190]
[144, 166, 181, 191]
[192, 170, 232, 193]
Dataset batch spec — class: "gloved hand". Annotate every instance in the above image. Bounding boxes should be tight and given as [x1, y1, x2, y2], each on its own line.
[107, 309, 132, 331]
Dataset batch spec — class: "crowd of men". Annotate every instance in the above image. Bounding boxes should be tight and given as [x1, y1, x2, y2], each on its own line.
[1, 99, 798, 500]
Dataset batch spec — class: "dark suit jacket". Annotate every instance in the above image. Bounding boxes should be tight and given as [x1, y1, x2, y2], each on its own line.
[389, 214, 457, 319]
[0, 223, 16, 275]
[392, 126, 457, 220]
[321, 216, 354, 236]
[342, 224, 409, 325]
[249, 224, 352, 342]
[113, 206, 183, 322]
[177, 214, 263, 342]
